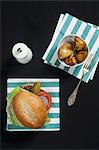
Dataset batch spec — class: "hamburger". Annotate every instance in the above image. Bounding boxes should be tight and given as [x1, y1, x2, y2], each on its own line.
[6, 82, 52, 129]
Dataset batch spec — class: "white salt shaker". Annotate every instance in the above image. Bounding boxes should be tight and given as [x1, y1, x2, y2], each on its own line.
[12, 43, 33, 64]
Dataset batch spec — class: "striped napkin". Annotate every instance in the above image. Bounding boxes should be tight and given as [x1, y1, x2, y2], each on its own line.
[42, 13, 99, 83]
[7, 78, 60, 131]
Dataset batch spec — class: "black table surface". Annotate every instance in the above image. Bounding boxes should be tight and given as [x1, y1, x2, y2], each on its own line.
[1, 1, 99, 149]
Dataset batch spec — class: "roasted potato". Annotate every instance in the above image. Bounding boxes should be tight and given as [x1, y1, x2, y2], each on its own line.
[71, 56, 77, 64]
[75, 36, 86, 51]
[83, 45, 88, 51]
[58, 44, 73, 60]
[64, 57, 73, 66]
[58, 35, 88, 66]
[64, 56, 77, 66]
[62, 43, 72, 50]
[75, 51, 88, 63]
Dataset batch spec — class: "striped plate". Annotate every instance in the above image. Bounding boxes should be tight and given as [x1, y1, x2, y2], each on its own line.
[7, 78, 60, 131]
[43, 13, 99, 83]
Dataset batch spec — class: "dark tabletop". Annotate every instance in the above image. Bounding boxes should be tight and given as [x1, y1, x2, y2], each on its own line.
[1, 1, 99, 149]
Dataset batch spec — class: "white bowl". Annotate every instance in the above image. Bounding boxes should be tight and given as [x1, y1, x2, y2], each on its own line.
[57, 34, 89, 68]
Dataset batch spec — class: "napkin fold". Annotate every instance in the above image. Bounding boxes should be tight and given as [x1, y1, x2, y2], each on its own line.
[43, 13, 99, 83]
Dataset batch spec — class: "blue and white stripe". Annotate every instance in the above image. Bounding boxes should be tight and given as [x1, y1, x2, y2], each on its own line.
[7, 78, 60, 131]
[43, 13, 99, 83]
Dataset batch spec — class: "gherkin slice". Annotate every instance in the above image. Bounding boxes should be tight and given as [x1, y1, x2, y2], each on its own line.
[32, 81, 41, 94]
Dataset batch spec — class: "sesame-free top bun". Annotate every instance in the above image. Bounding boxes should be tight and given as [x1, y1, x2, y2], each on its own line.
[12, 89, 47, 128]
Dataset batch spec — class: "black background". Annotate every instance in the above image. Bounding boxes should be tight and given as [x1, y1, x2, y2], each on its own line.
[1, 1, 99, 149]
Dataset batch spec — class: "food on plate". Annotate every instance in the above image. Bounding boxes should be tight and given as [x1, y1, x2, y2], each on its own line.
[58, 35, 88, 66]
[75, 36, 86, 51]
[12, 90, 47, 128]
[38, 90, 52, 110]
[6, 82, 52, 129]
[75, 50, 88, 63]
[22, 83, 52, 111]
[31, 81, 41, 94]
[58, 44, 73, 60]
[64, 56, 77, 66]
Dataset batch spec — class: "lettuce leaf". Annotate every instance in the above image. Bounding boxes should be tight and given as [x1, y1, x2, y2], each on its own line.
[44, 116, 50, 125]
[7, 86, 22, 99]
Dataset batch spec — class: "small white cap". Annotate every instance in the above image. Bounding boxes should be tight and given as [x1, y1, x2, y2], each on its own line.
[12, 43, 29, 59]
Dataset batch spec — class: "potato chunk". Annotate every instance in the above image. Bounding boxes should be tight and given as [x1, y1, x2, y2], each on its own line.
[75, 51, 88, 63]
[75, 36, 86, 51]
[58, 44, 73, 60]
[64, 56, 77, 66]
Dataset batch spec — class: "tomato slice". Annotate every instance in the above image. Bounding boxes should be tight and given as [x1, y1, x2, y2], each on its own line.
[38, 90, 52, 110]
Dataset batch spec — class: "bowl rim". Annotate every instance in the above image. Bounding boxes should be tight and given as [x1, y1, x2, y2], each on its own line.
[57, 34, 89, 68]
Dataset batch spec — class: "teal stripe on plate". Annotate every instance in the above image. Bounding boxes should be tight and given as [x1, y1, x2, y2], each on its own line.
[7, 124, 28, 129]
[48, 92, 59, 97]
[81, 25, 91, 40]
[52, 103, 60, 107]
[48, 113, 60, 118]
[7, 124, 60, 129]
[41, 82, 59, 87]
[8, 82, 59, 87]
[42, 123, 60, 129]
[46, 33, 63, 62]
[88, 30, 99, 50]
[71, 19, 82, 34]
